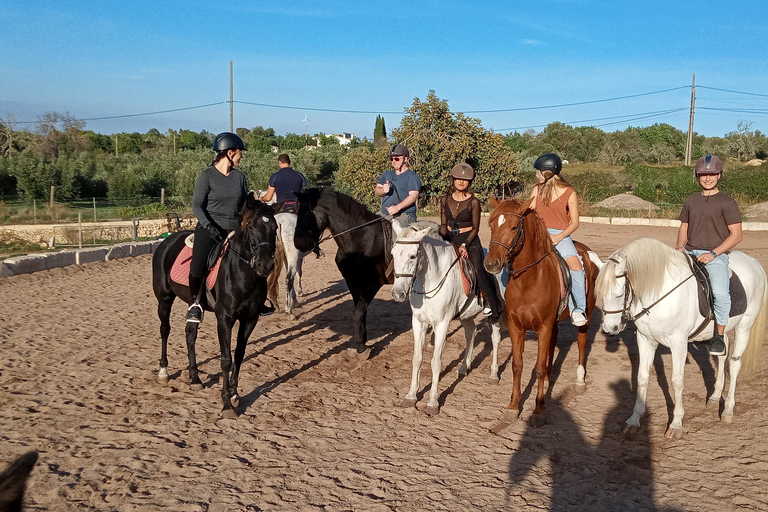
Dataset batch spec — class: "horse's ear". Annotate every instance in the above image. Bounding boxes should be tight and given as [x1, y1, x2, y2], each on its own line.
[489, 196, 499, 210]
[520, 196, 535, 213]
[391, 218, 404, 237]
[247, 190, 259, 206]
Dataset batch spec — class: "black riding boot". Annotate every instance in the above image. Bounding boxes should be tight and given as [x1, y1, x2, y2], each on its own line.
[187, 274, 205, 323]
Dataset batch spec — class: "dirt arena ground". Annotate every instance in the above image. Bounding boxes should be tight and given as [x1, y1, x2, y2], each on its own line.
[2, 220, 768, 511]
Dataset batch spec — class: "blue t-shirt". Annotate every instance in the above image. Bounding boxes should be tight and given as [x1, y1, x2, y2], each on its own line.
[268, 167, 307, 203]
[377, 168, 421, 217]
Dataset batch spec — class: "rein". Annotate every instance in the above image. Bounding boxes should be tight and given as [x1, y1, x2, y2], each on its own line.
[316, 216, 390, 245]
[603, 256, 706, 322]
[393, 238, 462, 297]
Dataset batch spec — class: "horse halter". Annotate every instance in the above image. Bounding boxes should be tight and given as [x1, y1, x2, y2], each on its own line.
[601, 257, 635, 323]
[393, 238, 423, 295]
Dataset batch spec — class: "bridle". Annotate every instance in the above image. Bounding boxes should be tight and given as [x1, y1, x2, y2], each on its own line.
[488, 210, 552, 276]
[298, 200, 389, 257]
[229, 219, 276, 270]
[601, 257, 635, 323]
[392, 237, 461, 297]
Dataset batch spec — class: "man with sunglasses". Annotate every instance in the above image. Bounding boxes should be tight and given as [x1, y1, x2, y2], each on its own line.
[374, 144, 421, 222]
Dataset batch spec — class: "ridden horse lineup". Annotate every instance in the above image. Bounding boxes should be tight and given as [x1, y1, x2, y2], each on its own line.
[153, 187, 767, 436]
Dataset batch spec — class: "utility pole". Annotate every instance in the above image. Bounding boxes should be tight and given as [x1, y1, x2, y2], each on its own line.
[114, 134, 118, 156]
[685, 73, 696, 166]
[230, 60, 234, 133]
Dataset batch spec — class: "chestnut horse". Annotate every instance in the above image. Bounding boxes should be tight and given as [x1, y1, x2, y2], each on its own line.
[484, 197, 600, 426]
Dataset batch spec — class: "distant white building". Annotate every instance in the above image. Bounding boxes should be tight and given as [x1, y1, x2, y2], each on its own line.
[335, 132, 355, 145]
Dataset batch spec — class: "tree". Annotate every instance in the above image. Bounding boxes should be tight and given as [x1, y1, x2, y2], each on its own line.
[726, 120, 756, 161]
[373, 115, 387, 148]
[335, 90, 518, 208]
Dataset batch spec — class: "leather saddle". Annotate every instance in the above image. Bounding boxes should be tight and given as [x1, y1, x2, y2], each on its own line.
[686, 254, 747, 319]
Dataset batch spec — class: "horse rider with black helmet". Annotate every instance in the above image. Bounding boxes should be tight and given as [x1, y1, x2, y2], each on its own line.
[375, 144, 422, 223]
[530, 152, 589, 327]
[186, 132, 274, 323]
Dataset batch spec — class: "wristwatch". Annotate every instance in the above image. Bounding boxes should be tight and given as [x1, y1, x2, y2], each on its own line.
[710, 250, 717, 257]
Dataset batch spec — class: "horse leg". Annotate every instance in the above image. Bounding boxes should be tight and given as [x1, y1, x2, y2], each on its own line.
[426, 321, 451, 415]
[575, 323, 588, 387]
[216, 314, 238, 418]
[228, 318, 258, 409]
[457, 319, 476, 376]
[488, 322, 502, 383]
[505, 326, 526, 421]
[157, 297, 173, 384]
[184, 320, 204, 390]
[665, 341, 688, 439]
[530, 324, 554, 427]
[351, 292, 372, 353]
[707, 353, 727, 410]
[625, 332, 657, 436]
[295, 252, 305, 296]
[403, 317, 428, 407]
[721, 324, 748, 421]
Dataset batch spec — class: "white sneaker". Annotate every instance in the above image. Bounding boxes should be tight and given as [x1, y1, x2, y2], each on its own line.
[571, 310, 587, 327]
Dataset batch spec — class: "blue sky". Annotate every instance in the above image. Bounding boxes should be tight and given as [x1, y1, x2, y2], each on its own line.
[2, 1, 767, 139]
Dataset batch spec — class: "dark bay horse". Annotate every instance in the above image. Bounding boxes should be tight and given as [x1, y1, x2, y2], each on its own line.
[484, 197, 599, 427]
[293, 188, 392, 355]
[152, 192, 276, 418]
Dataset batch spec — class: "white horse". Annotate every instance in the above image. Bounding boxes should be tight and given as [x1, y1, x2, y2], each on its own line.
[391, 220, 506, 416]
[595, 237, 768, 438]
[258, 190, 308, 317]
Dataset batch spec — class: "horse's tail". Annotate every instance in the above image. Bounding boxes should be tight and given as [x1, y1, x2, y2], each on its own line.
[267, 229, 285, 309]
[742, 272, 768, 375]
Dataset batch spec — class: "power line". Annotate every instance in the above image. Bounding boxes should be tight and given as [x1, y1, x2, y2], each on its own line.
[494, 108, 688, 132]
[15, 101, 230, 125]
[697, 86, 768, 98]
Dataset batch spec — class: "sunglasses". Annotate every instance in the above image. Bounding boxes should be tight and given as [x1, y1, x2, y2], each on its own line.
[390, 157, 403, 161]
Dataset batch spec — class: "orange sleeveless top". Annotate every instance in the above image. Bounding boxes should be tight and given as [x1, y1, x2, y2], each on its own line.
[535, 186, 574, 230]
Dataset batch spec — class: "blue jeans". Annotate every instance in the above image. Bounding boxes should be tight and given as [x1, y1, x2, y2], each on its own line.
[687, 249, 731, 325]
[548, 228, 586, 313]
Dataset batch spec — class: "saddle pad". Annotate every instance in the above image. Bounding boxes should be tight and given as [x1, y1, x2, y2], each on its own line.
[170, 245, 222, 290]
[453, 246, 474, 296]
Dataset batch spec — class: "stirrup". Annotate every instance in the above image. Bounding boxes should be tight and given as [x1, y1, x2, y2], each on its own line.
[571, 310, 587, 327]
[186, 303, 203, 323]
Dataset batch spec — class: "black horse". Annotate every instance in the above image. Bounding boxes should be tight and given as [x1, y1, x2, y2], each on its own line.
[152, 192, 276, 418]
[294, 188, 393, 354]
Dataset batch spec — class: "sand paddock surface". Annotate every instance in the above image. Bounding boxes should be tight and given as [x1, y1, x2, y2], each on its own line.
[2, 220, 768, 511]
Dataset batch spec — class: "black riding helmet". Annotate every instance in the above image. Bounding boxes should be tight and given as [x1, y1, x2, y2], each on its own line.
[534, 153, 562, 175]
[388, 144, 409, 157]
[212, 132, 246, 152]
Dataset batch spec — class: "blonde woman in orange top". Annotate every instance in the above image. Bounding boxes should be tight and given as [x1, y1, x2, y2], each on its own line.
[529, 153, 587, 327]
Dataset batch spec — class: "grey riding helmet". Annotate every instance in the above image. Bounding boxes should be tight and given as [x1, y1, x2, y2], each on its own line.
[388, 144, 410, 157]
[212, 132, 246, 152]
[451, 163, 475, 180]
[533, 153, 562, 175]
[695, 154, 724, 175]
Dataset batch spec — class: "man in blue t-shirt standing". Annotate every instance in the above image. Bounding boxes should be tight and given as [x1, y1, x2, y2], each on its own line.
[374, 144, 421, 222]
[261, 154, 307, 212]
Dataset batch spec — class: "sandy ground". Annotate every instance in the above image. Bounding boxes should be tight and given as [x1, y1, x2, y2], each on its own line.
[2, 219, 768, 511]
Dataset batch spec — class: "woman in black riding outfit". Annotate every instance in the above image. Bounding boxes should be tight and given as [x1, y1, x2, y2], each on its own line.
[186, 132, 274, 323]
[439, 163, 504, 324]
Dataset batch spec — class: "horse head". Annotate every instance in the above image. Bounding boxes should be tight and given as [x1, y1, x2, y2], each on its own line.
[294, 187, 326, 254]
[239, 192, 277, 277]
[390, 220, 441, 302]
[485, 196, 548, 275]
[596, 250, 631, 335]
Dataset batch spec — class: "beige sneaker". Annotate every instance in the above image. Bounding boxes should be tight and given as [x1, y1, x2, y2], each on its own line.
[571, 310, 587, 327]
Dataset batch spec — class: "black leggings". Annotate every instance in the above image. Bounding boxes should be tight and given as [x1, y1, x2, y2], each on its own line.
[189, 223, 222, 302]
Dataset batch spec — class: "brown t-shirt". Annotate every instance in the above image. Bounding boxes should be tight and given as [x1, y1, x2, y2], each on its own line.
[679, 191, 741, 251]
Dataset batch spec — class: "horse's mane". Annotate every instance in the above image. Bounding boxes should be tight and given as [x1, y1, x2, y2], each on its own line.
[595, 237, 689, 302]
[320, 189, 379, 221]
[240, 199, 274, 230]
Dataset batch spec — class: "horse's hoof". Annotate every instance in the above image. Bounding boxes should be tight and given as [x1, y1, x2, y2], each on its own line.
[230, 394, 240, 408]
[574, 382, 587, 394]
[401, 397, 417, 408]
[356, 347, 372, 360]
[157, 369, 169, 384]
[488, 376, 500, 384]
[721, 414, 733, 424]
[529, 413, 546, 428]
[622, 424, 641, 437]
[457, 366, 468, 376]
[706, 397, 721, 409]
[220, 408, 238, 419]
[190, 382, 204, 391]
[664, 427, 683, 439]
[425, 405, 440, 416]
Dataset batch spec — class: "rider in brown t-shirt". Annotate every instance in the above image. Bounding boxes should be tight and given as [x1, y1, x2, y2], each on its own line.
[675, 154, 742, 356]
